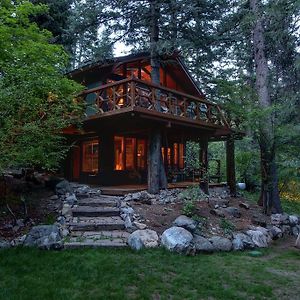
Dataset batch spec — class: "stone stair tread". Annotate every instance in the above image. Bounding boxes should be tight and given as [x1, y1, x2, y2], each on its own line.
[77, 199, 118, 207]
[69, 220, 125, 231]
[72, 206, 120, 217]
[74, 216, 123, 222]
[71, 230, 130, 239]
[64, 240, 127, 249]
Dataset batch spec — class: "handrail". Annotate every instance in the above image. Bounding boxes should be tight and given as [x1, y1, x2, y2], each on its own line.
[81, 78, 231, 128]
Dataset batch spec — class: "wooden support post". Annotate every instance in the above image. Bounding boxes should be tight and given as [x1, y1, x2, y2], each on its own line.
[199, 138, 209, 195]
[148, 128, 167, 194]
[226, 136, 237, 196]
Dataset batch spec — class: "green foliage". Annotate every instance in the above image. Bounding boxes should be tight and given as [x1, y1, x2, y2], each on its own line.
[182, 200, 197, 218]
[0, 1, 83, 171]
[219, 218, 236, 235]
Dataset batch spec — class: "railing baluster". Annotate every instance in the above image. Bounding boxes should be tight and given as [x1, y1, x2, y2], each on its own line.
[130, 81, 135, 107]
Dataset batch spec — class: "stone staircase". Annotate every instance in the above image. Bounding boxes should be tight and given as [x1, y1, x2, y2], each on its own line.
[64, 195, 129, 249]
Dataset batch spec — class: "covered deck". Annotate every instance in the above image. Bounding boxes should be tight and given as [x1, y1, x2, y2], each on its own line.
[99, 182, 227, 196]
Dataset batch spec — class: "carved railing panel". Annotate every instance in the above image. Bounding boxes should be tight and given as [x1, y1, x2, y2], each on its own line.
[81, 78, 230, 128]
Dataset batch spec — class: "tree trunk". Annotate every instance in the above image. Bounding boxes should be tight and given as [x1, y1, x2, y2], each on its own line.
[226, 136, 237, 197]
[250, 0, 282, 214]
[147, 0, 167, 193]
[199, 139, 209, 195]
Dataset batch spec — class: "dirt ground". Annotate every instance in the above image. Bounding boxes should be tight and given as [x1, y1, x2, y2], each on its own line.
[132, 195, 269, 236]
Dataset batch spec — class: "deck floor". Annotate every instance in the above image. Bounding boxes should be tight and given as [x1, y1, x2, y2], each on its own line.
[100, 181, 226, 196]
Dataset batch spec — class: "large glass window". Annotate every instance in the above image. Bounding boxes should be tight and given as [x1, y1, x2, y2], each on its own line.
[82, 139, 99, 173]
[114, 136, 146, 170]
[114, 136, 124, 170]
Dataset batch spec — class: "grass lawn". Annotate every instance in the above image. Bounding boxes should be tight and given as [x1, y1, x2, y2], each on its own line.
[1, 243, 299, 300]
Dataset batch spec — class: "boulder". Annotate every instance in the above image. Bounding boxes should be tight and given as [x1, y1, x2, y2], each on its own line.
[210, 208, 225, 218]
[161, 226, 193, 252]
[55, 180, 73, 196]
[223, 207, 241, 218]
[192, 235, 214, 253]
[246, 227, 271, 248]
[120, 207, 134, 217]
[239, 202, 250, 210]
[295, 234, 300, 249]
[232, 233, 255, 250]
[124, 215, 133, 229]
[172, 215, 197, 232]
[289, 215, 299, 226]
[292, 225, 300, 237]
[208, 199, 229, 209]
[11, 235, 27, 247]
[0, 239, 11, 249]
[269, 226, 283, 240]
[65, 193, 77, 205]
[251, 214, 267, 227]
[23, 225, 62, 250]
[128, 229, 159, 250]
[271, 213, 289, 226]
[133, 221, 147, 230]
[209, 236, 232, 251]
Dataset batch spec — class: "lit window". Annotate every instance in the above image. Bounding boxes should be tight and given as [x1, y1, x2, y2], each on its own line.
[114, 136, 124, 170]
[174, 143, 179, 166]
[114, 136, 147, 171]
[82, 140, 99, 173]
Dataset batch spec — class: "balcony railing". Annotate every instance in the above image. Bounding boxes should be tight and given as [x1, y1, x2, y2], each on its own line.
[81, 77, 230, 128]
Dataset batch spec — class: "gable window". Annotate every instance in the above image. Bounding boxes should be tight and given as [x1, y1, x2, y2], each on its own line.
[82, 139, 99, 173]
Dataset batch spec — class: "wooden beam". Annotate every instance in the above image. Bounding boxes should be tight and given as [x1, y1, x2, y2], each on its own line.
[226, 136, 237, 196]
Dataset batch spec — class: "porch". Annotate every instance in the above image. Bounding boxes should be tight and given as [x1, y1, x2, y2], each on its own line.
[91, 181, 227, 196]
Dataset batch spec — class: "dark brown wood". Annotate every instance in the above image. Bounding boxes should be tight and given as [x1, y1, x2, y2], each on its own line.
[148, 128, 161, 193]
[199, 138, 209, 194]
[226, 136, 236, 196]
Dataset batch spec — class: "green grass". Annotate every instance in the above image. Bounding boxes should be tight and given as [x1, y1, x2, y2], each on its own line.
[0, 246, 299, 300]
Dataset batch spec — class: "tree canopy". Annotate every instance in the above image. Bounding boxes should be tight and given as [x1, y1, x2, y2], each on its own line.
[0, 0, 83, 171]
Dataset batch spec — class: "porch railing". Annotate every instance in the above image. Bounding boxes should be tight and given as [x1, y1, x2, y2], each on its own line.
[81, 77, 230, 128]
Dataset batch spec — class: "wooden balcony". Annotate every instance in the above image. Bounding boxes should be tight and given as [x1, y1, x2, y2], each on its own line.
[81, 77, 232, 130]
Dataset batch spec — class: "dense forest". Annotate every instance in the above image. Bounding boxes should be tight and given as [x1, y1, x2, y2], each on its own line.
[0, 0, 299, 214]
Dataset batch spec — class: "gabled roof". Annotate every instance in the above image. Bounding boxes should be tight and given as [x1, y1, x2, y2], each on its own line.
[67, 52, 204, 98]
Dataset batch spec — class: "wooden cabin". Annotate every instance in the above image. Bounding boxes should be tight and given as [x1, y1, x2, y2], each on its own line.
[63, 52, 240, 194]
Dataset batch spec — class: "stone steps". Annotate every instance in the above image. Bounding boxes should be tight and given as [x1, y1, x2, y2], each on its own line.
[72, 206, 120, 217]
[65, 193, 128, 248]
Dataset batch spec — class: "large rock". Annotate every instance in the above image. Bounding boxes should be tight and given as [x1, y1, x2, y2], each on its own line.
[232, 233, 255, 250]
[23, 225, 62, 250]
[161, 226, 193, 252]
[0, 239, 11, 249]
[246, 227, 271, 248]
[296, 234, 300, 249]
[128, 229, 159, 250]
[55, 180, 73, 196]
[192, 235, 214, 253]
[271, 213, 289, 226]
[292, 225, 300, 237]
[223, 207, 241, 218]
[289, 215, 299, 226]
[173, 215, 197, 232]
[269, 226, 283, 240]
[65, 193, 77, 205]
[209, 236, 232, 251]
